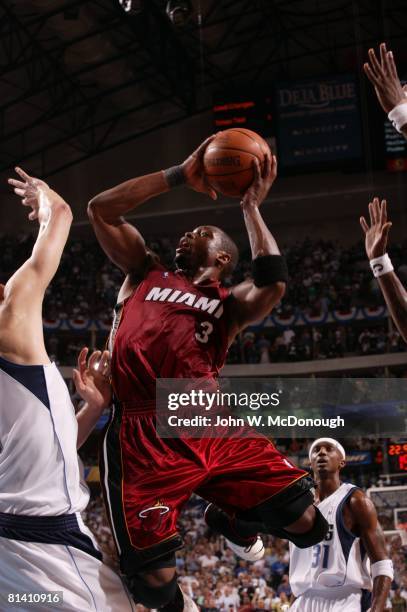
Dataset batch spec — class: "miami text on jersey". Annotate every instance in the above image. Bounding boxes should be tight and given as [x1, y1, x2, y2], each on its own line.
[145, 287, 224, 319]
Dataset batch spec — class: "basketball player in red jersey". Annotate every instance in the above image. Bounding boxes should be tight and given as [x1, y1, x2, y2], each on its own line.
[88, 138, 328, 611]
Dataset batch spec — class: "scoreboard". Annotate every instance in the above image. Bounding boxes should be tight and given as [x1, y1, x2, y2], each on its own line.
[212, 94, 273, 136]
[388, 442, 407, 472]
[212, 76, 362, 170]
[275, 75, 362, 167]
[212, 75, 405, 173]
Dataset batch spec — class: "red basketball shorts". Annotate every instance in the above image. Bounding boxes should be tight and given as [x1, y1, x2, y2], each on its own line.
[100, 404, 308, 573]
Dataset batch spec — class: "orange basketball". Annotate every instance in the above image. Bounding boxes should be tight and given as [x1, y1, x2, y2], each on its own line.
[203, 128, 270, 198]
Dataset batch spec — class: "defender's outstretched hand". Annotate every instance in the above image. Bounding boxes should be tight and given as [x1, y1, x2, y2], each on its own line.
[181, 135, 218, 200]
[241, 154, 277, 209]
[73, 348, 112, 411]
[8, 167, 67, 224]
[360, 198, 392, 260]
[364, 43, 407, 114]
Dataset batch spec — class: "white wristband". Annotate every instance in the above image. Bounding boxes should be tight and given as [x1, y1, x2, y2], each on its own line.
[388, 99, 407, 133]
[371, 559, 394, 581]
[370, 253, 394, 278]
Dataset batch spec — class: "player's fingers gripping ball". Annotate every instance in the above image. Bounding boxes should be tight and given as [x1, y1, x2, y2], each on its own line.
[203, 128, 270, 197]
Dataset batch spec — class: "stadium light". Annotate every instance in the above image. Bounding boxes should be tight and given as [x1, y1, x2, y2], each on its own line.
[166, 0, 192, 27]
[118, 0, 144, 14]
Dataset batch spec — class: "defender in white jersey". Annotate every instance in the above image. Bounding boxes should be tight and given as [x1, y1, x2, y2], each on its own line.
[289, 438, 393, 612]
[0, 168, 135, 611]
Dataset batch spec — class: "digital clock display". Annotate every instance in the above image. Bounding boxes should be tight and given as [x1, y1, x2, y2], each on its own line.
[388, 444, 407, 456]
[388, 443, 407, 472]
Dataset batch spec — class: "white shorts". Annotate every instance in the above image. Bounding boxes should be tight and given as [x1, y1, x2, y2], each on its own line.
[290, 590, 363, 612]
[0, 533, 136, 611]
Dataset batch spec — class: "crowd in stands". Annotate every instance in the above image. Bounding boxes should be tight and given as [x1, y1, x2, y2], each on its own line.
[227, 325, 404, 365]
[46, 323, 404, 367]
[2, 232, 406, 320]
[81, 490, 407, 611]
[2, 232, 404, 366]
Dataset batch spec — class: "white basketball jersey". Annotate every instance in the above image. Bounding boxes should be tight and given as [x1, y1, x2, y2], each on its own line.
[289, 483, 372, 597]
[0, 355, 89, 515]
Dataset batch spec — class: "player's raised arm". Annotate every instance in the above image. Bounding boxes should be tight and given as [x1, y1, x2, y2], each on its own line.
[87, 136, 217, 276]
[360, 198, 407, 342]
[0, 169, 72, 364]
[6, 168, 72, 299]
[348, 490, 393, 612]
[364, 42, 407, 140]
[228, 154, 287, 336]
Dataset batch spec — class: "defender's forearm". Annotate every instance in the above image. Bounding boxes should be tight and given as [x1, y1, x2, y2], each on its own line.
[88, 171, 170, 221]
[76, 401, 106, 449]
[371, 575, 391, 612]
[242, 203, 281, 258]
[377, 271, 407, 342]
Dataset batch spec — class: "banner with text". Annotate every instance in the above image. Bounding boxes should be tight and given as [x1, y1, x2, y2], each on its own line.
[276, 75, 362, 167]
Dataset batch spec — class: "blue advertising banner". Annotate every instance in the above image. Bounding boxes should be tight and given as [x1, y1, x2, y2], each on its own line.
[276, 75, 362, 167]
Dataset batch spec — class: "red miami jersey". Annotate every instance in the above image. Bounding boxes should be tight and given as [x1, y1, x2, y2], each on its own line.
[102, 262, 309, 567]
[111, 264, 230, 404]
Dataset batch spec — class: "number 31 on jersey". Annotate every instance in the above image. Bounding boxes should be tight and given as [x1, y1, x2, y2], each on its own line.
[312, 523, 334, 569]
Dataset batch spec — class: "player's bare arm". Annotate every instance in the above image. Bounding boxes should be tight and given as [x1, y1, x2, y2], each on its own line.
[364, 42, 407, 140]
[360, 197, 407, 342]
[0, 168, 72, 365]
[87, 136, 217, 279]
[228, 154, 286, 339]
[345, 490, 392, 612]
[74, 347, 112, 449]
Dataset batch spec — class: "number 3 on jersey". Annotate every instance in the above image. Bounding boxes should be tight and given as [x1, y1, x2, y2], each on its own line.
[195, 321, 214, 344]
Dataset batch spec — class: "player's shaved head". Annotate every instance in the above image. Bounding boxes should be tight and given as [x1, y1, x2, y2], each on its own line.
[175, 225, 239, 281]
[211, 226, 239, 279]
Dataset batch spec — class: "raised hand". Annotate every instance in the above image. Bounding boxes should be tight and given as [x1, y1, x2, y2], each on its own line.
[181, 135, 218, 200]
[241, 153, 277, 209]
[73, 347, 112, 410]
[364, 43, 407, 113]
[8, 167, 65, 225]
[360, 198, 392, 260]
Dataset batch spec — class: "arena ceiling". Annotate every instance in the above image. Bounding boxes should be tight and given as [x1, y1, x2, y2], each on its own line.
[1, 0, 407, 178]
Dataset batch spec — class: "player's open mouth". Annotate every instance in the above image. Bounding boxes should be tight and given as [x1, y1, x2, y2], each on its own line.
[176, 240, 191, 253]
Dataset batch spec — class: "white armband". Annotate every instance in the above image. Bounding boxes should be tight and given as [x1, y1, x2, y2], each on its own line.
[369, 253, 394, 278]
[388, 99, 407, 133]
[371, 559, 394, 580]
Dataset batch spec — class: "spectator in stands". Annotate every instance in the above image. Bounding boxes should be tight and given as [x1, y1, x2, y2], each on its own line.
[198, 548, 219, 570]
[256, 334, 271, 364]
[276, 574, 291, 599]
[217, 585, 240, 611]
[392, 588, 407, 612]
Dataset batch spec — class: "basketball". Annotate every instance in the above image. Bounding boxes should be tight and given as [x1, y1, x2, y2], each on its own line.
[203, 128, 270, 198]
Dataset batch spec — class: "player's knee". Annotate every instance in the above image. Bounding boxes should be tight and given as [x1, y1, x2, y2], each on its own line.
[284, 506, 329, 548]
[125, 571, 178, 608]
[286, 503, 317, 534]
[141, 566, 176, 588]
